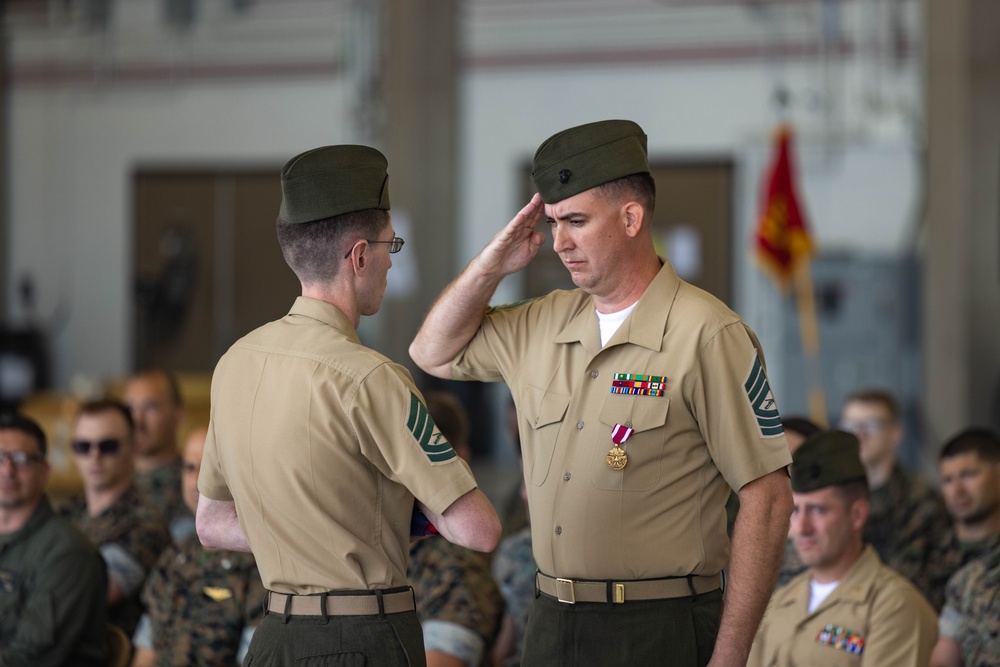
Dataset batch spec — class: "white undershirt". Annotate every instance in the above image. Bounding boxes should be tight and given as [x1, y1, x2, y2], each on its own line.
[808, 578, 840, 613]
[597, 302, 638, 347]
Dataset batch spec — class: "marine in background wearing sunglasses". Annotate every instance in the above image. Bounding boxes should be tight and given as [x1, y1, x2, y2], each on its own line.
[59, 398, 172, 638]
[0, 412, 109, 666]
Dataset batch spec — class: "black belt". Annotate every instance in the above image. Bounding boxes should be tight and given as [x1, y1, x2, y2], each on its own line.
[535, 571, 721, 604]
[266, 588, 415, 616]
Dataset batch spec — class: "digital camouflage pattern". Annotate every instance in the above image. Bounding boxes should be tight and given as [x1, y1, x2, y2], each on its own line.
[408, 536, 503, 647]
[941, 542, 1000, 666]
[141, 537, 265, 666]
[914, 529, 1000, 611]
[134, 459, 195, 544]
[59, 485, 172, 637]
[865, 464, 950, 583]
[775, 538, 806, 589]
[492, 525, 536, 667]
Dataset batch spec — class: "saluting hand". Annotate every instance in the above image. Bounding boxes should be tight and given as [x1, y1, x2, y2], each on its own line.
[476, 193, 547, 278]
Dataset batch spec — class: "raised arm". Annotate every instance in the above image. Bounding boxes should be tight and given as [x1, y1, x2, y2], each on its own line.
[410, 194, 546, 378]
[417, 488, 501, 553]
[709, 469, 793, 667]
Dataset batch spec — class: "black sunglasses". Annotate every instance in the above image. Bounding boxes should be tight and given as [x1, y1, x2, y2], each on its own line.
[71, 438, 121, 456]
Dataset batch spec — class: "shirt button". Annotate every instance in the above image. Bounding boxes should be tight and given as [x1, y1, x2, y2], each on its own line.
[554, 526, 562, 535]
[563, 472, 571, 481]
[590, 370, 599, 378]
[577, 421, 584, 429]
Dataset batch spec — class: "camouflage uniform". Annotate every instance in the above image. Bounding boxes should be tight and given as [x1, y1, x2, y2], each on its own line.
[939, 542, 1000, 666]
[135, 536, 265, 666]
[914, 529, 1000, 611]
[135, 459, 195, 544]
[59, 485, 172, 637]
[775, 538, 806, 589]
[408, 536, 503, 664]
[491, 525, 536, 667]
[865, 464, 950, 583]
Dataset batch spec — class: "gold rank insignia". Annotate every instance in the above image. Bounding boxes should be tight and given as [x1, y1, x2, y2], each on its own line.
[203, 586, 234, 601]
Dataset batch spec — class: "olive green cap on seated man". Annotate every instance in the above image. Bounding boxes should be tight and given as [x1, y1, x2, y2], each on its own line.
[791, 430, 869, 493]
[531, 119, 650, 203]
[278, 145, 391, 224]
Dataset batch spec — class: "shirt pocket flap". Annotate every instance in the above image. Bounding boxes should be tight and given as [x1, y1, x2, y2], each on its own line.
[599, 393, 669, 433]
[527, 387, 571, 428]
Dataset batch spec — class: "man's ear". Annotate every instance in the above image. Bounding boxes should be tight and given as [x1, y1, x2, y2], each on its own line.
[850, 497, 869, 532]
[346, 243, 367, 273]
[623, 202, 645, 238]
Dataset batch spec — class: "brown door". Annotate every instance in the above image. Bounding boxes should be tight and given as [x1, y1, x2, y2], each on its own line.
[522, 161, 734, 304]
[133, 170, 299, 371]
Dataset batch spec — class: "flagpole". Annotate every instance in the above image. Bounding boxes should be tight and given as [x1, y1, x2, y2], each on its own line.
[793, 258, 828, 426]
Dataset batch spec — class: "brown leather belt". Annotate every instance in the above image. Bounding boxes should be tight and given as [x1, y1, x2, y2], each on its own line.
[266, 589, 415, 616]
[535, 571, 721, 604]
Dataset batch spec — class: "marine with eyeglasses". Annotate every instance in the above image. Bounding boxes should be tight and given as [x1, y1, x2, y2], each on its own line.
[837, 388, 950, 585]
[196, 145, 501, 666]
[0, 412, 110, 666]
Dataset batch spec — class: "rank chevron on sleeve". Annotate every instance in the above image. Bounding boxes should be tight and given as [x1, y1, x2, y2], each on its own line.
[407, 392, 458, 463]
[743, 355, 784, 437]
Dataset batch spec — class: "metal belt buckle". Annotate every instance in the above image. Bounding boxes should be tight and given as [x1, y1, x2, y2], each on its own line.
[555, 577, 576, 604]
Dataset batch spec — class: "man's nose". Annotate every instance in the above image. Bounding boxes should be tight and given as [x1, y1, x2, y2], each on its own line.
[552, 225, 571, 252]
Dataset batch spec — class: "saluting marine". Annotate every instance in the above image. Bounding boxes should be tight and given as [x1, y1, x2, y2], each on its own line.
[410, 119, 794, 666]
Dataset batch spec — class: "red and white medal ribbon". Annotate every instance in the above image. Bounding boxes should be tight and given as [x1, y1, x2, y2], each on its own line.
[611, 423, 634, 445]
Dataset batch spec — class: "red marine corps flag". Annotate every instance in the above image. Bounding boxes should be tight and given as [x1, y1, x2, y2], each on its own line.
[754, 124, 827, 425]
[754, 124, 814, 285]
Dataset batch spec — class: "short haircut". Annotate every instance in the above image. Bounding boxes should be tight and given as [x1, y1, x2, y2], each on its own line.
[782, 416, 822, 440]
[843, 388, 900, 422]
[0, 411, 48, 457]
[593, 172, 656, 216]
[832, 478, 870, 506]
[276, 208, 390, 284]
[131, 368, 183, 407]
[76, 398, 135, 436]
[424, 392, 470, 448]
[939, 427, 1000, 463]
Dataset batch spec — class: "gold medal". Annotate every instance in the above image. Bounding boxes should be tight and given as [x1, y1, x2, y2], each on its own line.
[607, 422, 634, 471]
[606, 445, 628, 470]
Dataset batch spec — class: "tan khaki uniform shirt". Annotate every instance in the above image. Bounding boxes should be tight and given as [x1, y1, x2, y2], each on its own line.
[452, 261, 791, 579]
[749, 546, 938, 667]
[200, 297, 477, 594]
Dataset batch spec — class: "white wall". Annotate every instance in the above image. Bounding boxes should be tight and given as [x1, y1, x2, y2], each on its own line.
[7, 80, 354, 389]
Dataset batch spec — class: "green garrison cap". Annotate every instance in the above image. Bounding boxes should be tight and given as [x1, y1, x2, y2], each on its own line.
[279, 145, 390, 224]
[531, 120, 650, 203]
[791, 430, 869, 493]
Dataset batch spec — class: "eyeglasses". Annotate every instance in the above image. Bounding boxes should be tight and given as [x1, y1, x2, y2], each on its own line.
[0, 450, 44, 467]
[343, 236, 405, 259]
[70, 438, 121, 456]
[838, 418, 890, 437]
